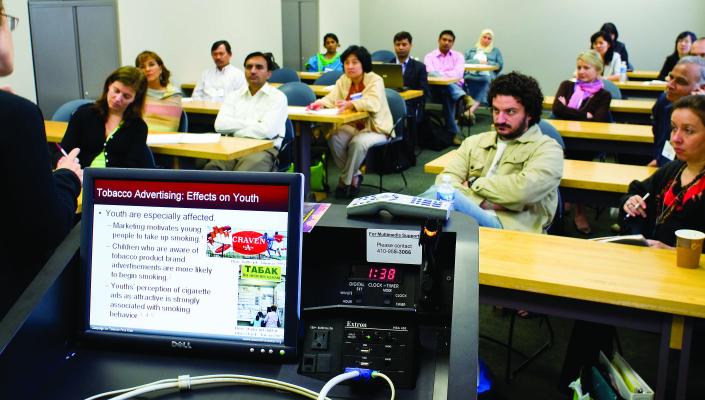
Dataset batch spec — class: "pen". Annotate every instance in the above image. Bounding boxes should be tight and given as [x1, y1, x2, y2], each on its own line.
[55, 143, 69, 158]
[625, 192, 650, 218]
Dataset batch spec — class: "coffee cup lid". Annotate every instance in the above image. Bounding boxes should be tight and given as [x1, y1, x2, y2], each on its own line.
[675, 229, 705, 240]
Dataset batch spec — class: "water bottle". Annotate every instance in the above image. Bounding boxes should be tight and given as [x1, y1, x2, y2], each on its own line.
[619, 61, 627, 83]
[436, 174, 455, 207]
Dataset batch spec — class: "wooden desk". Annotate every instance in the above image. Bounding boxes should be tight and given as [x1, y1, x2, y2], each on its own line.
[182, 100, 221, 115]
[297, 71, 322, 81]
[464, 63, 498, 72]
[546, 119, 653, 156]
[428, 76, 460, 86]
[44, 121, 273, 168]
[424, 151, 656, 204]
[627, 70, 659, 80]
[544, 96, 654, 115]
[270, 83, 424, 101]
[615, 80, 666, 92]
[479, 227, 705, 399]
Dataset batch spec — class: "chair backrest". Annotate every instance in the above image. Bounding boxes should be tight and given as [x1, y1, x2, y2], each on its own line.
[269, 67, 301, 84]
[178, 110, 189, 132]
[143, 145, 157, 169]
[277, 82, 316, 106]
[537, 120, 565, 150]
[371, 50, 395, 63]
[601, 79, 622, 100]
[277, 119, 295, 172]
[385, 88, 407, 139]
[51, 99, 93, 121]
[313, 70, 343, 86]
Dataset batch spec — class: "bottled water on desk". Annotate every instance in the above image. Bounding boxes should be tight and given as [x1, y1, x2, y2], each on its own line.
[619, 61, 627, 83]
[436, 174, 455, 207]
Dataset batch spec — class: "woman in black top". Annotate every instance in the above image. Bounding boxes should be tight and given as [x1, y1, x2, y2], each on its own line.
[60, 66, 150, 168]
[622, 94, 705, 248]
[600, 22, 630, 70]
[657, 31, 697, 81]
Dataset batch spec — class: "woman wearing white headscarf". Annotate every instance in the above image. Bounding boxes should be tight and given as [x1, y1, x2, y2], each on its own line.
[464, 29, 504, 117]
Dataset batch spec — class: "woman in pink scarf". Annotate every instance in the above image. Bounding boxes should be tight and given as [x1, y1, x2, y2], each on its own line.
[552, 50, 612, 234]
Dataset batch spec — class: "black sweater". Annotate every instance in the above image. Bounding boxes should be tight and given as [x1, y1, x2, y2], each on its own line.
[59, 104, 150, 168]
[0, 91, 81, 317]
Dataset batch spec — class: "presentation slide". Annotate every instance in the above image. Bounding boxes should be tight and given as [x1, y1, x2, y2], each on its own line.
[87, 179, 291, 343]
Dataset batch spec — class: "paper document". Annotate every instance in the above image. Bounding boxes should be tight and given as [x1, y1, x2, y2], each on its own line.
[306, 108, 340, 115]
[147, 133, 221, 145]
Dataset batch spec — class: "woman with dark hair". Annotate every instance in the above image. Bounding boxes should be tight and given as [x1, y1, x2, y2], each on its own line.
[309, 45, 393, 198]
[600, 22, 630, 70]
[1, 0, 82, 317]
[657, 31, 698, 81]
[59, 66, 151, 168]
[136, 50, 182, 132]
[305, 33, 342, 72]
[591, 30, 621, 81]
[621, 94, 705, 248]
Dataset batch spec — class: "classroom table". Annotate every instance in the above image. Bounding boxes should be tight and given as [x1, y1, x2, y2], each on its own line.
[286, 106, 368, 196]
[627, 70, 659, 80]
[615, 80, 666, 92]
[544, 96, 654, 115]
[424, 151, 656, 205]
[268, 82, 424, 101]
[545, 119, 653, 157]
[478, 227, 704, 400]
[428, 76, 461, 85]
[44, 120, 273, 169]
[297, 71, 322, 81]
[464, 63, 499, 72]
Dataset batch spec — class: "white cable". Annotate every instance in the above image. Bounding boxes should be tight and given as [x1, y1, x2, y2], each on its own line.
[372, 371, 396, 400]
[317, 370, 360, 400]
[85, 374, 325, 400]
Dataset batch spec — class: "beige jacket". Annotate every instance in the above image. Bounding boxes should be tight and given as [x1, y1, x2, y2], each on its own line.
[319, 72, 393, 135]
[438, 124, 564, 232]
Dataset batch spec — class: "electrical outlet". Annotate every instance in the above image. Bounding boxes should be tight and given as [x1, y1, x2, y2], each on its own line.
[311, 330, 329, 350]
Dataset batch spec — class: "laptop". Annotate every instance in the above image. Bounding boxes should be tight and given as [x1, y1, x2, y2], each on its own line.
[372, 63, 406, 91]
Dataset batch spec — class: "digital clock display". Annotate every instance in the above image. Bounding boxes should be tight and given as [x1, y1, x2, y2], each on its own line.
[350, 264, 400, 282]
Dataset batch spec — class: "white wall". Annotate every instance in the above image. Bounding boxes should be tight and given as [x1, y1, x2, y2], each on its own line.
[360, 0, 705, 94]
[0, 0, 36, 102]
[118, 0, 283, 89]
[318, 0, 360, 50]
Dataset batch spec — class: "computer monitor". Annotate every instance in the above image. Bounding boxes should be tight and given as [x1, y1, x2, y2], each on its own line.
[80, 168, 303, 361]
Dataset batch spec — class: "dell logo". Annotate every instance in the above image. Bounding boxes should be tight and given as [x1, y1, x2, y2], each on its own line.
[171, 341, 193, 349]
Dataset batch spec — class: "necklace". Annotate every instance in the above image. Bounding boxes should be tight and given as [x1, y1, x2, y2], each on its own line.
[656, 163, 705, 225]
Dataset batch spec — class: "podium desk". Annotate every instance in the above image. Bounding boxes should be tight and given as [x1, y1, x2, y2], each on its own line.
[0, 206, 480, 399]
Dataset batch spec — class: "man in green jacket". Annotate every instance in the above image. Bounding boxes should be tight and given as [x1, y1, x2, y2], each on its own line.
[421, 72, 563, 232]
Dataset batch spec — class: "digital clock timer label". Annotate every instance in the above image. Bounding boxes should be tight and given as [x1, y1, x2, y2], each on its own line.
[366, 229, 422, 265]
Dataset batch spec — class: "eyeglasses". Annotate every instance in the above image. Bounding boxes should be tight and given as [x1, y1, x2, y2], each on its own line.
[1, 13, 19, 32]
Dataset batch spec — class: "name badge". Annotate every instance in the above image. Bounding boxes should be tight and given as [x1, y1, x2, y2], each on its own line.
[350, 92, 362, 101]
[661, 141, 676, 161]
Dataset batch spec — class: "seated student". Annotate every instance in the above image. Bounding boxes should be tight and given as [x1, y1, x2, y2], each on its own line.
[192, 40, 246, 102]
[425, 30, 474, 145]
[135, 50, 182, 132]
[59, 66, 151, 168]
[600, 22, 631, 70]
[309, 45, 393, 198]
[591, 30, 622, 81]
[622, 94, 705, 248]
[1, 2, 83, 318]
[657, 31, 697, 81]
[691, 37, 705, 58]
[389, 31, 428, 115]
[553, 50, 612, 234]
[419, 72, 564, 232]
[464, 29, 503, 117]
[204, 52, 287, 172]
[650, 56, 705, 167]
[306, 33, 342, 73]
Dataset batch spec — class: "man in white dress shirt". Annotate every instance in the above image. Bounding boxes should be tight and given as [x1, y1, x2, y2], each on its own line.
[204, 52, 288, 172]
[192, 40, 246, 102]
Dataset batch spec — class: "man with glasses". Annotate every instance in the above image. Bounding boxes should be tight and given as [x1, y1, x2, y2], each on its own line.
[0, 1, 83, 318]
[203, 52, 287, 172]
[650, 56, 705, 166]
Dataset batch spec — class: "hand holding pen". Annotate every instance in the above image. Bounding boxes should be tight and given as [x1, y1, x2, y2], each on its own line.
[55, 144, 83, 184]
[624, 193, 650, 219]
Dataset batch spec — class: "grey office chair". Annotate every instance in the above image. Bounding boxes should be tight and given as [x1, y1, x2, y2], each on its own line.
[51, 99, 93, 121]
[313, 70, 343, 86]
[270, 67, 301, 84]
[371, 50, 395, 63]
